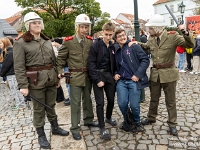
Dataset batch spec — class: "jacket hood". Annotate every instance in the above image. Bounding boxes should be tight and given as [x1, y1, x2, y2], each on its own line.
[22, 31, 49, 42]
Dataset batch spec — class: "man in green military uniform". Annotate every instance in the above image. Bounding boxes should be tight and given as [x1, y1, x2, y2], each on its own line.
[56, 14, 98, 140]
[13, 12, 69, 149]
[134, 14, 194, 136]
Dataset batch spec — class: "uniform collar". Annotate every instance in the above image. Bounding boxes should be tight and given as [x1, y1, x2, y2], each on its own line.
[75, 34, 84, 43]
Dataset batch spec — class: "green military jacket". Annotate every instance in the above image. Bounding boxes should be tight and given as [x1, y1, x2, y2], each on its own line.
[138, 30, 195, 83]
[56, 35, 93, 86]
[13, 32, 58, 89]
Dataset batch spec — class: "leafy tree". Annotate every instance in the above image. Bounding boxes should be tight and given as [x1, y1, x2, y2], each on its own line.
[14, 0, 107, 38]
[192, 0, 200, 15]
[93, 12, 110, 34]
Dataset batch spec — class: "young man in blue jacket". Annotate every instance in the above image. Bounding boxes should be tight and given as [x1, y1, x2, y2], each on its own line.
[114, 28, 150, 132]
[88, 22, 116, 140]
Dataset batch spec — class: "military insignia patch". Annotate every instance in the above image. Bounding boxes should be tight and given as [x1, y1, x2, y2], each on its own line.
[167, 31, 176, 34]
[64, 36, 73, 41]
[86, 35, 93, 40]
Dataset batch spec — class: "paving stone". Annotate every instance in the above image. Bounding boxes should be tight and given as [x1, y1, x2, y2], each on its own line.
[156, 145, 168, 150]
[136, 144, 147, 149]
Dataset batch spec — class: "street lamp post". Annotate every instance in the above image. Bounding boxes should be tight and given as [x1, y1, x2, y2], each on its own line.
[179, 1, 186, 24]
[133, 0, 140, 41]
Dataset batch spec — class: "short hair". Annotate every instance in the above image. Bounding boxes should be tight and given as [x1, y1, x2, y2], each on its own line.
[102, 22, 115, 31]
[114, 28, 125, 39]
[6, 36, 14, 45]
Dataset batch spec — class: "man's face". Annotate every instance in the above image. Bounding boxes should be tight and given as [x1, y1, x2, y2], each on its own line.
[148, 27, 156, 36]
[116, 31, 127, 45]
[102, 30, 114, 44]
[29, 20, 42, 35]
[77, 24, 89, 37]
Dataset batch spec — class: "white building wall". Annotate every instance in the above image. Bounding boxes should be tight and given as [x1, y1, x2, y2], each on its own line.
[154, 0, 196, 27]
[116, 14, 132, 24]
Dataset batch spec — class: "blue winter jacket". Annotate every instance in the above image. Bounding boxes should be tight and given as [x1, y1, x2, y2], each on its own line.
[115, 41, 150, 89]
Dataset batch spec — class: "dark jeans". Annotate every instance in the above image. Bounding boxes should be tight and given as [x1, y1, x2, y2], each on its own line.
[186, 53, 193, 70]
[93, 72, 116, 128]
[56, 86, 65, 102]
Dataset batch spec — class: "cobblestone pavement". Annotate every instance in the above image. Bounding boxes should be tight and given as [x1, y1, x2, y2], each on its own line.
[1, 70, 200, 150]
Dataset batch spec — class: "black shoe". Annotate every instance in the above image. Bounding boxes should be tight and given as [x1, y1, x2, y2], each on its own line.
[169, 127, 178, 136]
[141, 119, 156, 125]
[50, 119, 69, 136]
[36, 127, 51, 149]
[136, 122, 144, 132]
[72, 133, 82, 140]
[56, 99, 64, 103]
[84, 121, 99, 127]
[64, 98, 70, 106]
[105, 118, 117, 126]
[100, 128, 110, 140]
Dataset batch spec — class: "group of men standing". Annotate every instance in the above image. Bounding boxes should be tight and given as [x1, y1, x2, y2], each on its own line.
[12, 11, 194, 149]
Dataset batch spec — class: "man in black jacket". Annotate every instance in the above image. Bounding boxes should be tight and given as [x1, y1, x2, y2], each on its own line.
[88, 22, 116, 140]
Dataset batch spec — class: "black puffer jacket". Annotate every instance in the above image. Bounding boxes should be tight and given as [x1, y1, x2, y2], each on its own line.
[0, 46, 15, 77]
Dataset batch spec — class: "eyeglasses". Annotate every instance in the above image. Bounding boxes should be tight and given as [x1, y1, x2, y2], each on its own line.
[117, 34, 126, 39]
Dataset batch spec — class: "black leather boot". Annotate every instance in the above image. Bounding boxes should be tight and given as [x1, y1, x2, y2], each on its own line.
[50, 119, 69, 136]
[36, 127, 51, 149]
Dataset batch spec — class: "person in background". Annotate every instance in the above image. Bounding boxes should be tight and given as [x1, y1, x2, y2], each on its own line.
[133, 14, 194, 136]
[0, 38, 7, 84]
[176, 45, 186, 72]
[13, 12, 69, 149]
[190, 34, 200, 74]
[0, 37, 26, 108]
[185, 47, 193, 71]
[52, 38, 70, 106]
[56, 14, 98, 141]
[114, 28, 150, 133]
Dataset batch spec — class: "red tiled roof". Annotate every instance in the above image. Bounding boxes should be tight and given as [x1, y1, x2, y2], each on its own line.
[153, 0, 170, 5]
[113, 19, 129, 24]
[121, 13, 134, 21]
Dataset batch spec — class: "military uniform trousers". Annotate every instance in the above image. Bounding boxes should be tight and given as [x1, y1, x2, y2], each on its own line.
[30, 86, 57, 128]
[147, 78, 177, 127]
[70, 77, 94, 133]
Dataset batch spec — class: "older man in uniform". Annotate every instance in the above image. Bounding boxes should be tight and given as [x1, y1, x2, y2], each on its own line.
[13, 12, 69, 149]
[134, 14, 194, 135]
[56, 14, 98, 140]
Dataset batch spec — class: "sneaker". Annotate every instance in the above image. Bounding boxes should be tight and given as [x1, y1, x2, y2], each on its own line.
[1, 81, 6, 84]
[136, 122, 144, 132]
[179, 70, 186, 73]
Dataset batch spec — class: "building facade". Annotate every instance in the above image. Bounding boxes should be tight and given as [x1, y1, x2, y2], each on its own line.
[153, 0, 196, 27]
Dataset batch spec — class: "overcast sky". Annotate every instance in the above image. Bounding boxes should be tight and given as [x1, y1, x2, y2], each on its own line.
[0, 0, 157, 20]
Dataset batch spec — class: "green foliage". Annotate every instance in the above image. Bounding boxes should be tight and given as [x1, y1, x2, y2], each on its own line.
[93, 12, 110, 34]
[192, 0, 200, 15]
[15, 0, 107, 38]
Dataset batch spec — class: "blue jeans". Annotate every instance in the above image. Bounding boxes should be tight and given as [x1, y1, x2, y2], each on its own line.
[64, 67, 70, 99]
[178, 52, 185, 70]
[116, 80, 141, 123]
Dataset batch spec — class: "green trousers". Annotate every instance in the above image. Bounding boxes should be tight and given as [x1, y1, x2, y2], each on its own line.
[70, 78, 94, 133]
[30, 86, 57, 128]
[147, 79, 177, 127]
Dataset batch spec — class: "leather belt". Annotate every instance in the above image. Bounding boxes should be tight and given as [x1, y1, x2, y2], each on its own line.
[26, 64, 54, 71]
[69, 68, 87, 72]
[153, 62, 174, 69]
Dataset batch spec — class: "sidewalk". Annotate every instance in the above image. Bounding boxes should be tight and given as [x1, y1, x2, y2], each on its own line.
[0, 71, 200, 149]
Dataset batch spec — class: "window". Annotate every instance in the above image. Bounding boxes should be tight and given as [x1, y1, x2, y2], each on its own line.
[177, 4, 181, 12]
[178, 17, 182, 23]
[170, 19, 174, 25]
[170, 5, 174, 12]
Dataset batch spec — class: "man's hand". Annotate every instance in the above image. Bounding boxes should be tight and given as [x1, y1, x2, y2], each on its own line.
[178, 24, 188, 35]
[97, 81, 104, 87]
[58, 74, 63, 79]
[128, 41, 138, 47]
[20, 88, 29, 96]
[56, 80, 61, 88]
[132, 75, 139, 82]
[114, 74, 121, 81]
